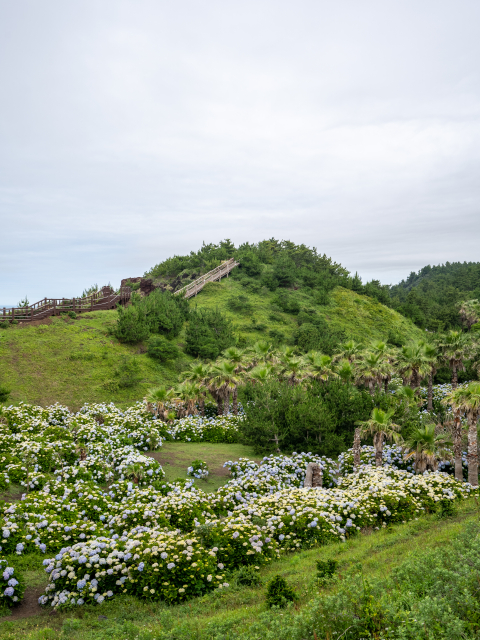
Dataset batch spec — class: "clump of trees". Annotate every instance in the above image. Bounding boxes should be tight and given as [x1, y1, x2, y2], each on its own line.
[113, 289, 189, 345]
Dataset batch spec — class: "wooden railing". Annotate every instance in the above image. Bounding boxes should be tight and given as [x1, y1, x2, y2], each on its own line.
[174, 258, 240, 299]
[1, 259, 240, 323]
[1, 286, 132, 323]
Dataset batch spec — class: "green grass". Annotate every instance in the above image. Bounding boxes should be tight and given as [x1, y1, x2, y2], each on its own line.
[192, 278, 423, 345]
[0, 279, 422, 408]
[0, 312, 194, 409]
[1, 498, 478, 639]
[149, 442, 259, 492]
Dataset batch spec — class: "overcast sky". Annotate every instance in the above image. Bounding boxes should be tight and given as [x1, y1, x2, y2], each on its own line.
[1, 1, 479, 306]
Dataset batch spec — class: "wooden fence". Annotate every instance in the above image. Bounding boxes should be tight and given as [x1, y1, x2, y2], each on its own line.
[1, 258, 240, 323]
[1, 286, 132, 323]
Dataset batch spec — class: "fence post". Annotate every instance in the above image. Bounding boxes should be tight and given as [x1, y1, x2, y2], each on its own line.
[12, 308, 15, 322]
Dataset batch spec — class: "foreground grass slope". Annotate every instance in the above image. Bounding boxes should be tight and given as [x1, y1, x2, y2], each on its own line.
[1, 498, 477, 640]
[0, 279, 421, 408]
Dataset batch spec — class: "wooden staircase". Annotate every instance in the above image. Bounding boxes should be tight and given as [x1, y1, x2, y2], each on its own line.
[1, 259, 240, 323]
[1, 286, 132, 324]
[174, 258, 240, 299]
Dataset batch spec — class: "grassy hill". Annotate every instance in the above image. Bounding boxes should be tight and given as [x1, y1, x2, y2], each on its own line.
[0, 276, 422, 408]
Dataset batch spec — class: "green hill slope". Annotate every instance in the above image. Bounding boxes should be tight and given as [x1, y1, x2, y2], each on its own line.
[193, 278, 422, 345]
[0, 312, 192, 409]
[0, 278, 421, 408]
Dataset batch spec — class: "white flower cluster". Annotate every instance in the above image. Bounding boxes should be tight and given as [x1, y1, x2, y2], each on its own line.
[163, 415, 241, 444]
[0, 398, 477, 611]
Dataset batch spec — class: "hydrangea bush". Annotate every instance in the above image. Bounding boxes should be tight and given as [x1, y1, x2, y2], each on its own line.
[0, 558, 25, 607]
[0, 398, 477, 611]
[187, 460, 209, 480]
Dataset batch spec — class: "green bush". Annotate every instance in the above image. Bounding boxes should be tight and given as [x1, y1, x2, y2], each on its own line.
[141, 289, 187, 338]
[236, 565, 262, 586]
[274, 291, 300, 315]
[316, 559, 338, 584]
[114, 304, 150, 344]
[0, 320, 9, 329]
[241, 380, 372, 456]
[238, 252, 263, 277]
[185, 308, 235, 360]
[261, 271, 279, 292]
[114, 356, 142, 388]
[0, 384, 11, 404]
[272, 255, 296, 288]
[265, 575, 296, 608]
[227, 295, 253, 314]
[67, 311, 77, 319]
[147, 335, 179, 362]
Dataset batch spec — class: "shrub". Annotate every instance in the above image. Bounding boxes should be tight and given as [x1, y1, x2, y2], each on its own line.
[236, 565, 262, 586]
[0, 321, 9, 329]
[316, 559, 338, 584]
[147, 335, 179, 362]
[0, 384, 11, 404]
[261, 271, 279, 292]
[238, 252, 263, 277]
[272, 255, 296, 288]
[140, 289, 187, 338]
[265, 575, 296, 607]
[185, 309, 235, 360]
[274, 292, 300, 315]
[227, 295, 253, 314]
[114, 304, 150, 344]
[0, 558, 25, 607]
[114, 356, 142, 388]
[67, 311, 77, 319]
[187, 459, 209, 479]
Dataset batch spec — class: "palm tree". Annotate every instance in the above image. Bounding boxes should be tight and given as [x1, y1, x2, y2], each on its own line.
[335, 339, 364, 364]
[403, 424, 452, 474]
[443, 382, 480, 485]
[352, 427, 361, 471]
[248, 363, 276, 384]
[337, 359, 354, 384]
[356, 407, 402, 467]
[176, 381, 201, 416]
[422, 341, 440, 412]
[304, 352, 337, 384]
[124, 462, 145, 485]
[278, 351, 305, 386]
[180, 362, 210, 415]
[438, 330, 475, 389]
[222, 346, 247, 414]
[356, 352, 384, 395]
[209, 360, 241, 415]
[370, 340, 397, 392]
[247, 341, 276, 367]
[398, 342, 430, 389]
[145, 386, 177, 420]
[459, 299, 480, 331]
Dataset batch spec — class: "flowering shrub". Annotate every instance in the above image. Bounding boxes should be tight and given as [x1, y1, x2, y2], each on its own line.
[187, 460, 209, 480]
[161, 415, 241, 443]
[0, 397, 477, 612]
[0, 557, 25, 606]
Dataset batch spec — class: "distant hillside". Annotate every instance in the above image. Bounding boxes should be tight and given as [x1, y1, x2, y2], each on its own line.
[389, 261, 480, 331]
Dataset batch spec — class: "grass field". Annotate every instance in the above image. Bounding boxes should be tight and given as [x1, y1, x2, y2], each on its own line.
[148, 442, 259, 492]
[1, 495, 477, 639]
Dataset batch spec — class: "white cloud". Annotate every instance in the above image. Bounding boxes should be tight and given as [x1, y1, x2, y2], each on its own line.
[1, 0, 479, 304]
